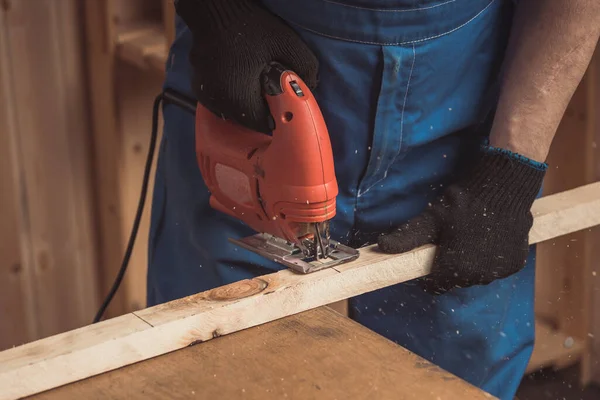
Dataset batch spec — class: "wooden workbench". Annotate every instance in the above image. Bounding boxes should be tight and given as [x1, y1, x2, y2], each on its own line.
[26, 307, 492, 400]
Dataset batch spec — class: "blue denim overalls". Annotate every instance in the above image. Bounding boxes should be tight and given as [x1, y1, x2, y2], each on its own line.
[148, 1, 535, 398]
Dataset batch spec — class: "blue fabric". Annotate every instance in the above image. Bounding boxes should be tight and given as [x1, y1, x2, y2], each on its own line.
[148, 1, 536, 399]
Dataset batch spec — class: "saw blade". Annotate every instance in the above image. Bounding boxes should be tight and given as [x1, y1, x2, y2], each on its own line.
[229, 233, 359, 274]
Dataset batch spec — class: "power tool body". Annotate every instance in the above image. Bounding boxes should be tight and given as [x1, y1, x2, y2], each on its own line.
[195, 63, 359, 273]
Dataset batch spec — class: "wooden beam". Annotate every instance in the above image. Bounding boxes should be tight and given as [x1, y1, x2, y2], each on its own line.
[84, 0, 169, 315]
[1, 182, 600, 400]
[583, 45, 600, 386]
[83, 0, 130, 318]
[114, 63, 165, 311]
[162, 0, 176, 45]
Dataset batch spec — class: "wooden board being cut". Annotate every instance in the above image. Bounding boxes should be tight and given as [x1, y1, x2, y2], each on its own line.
[28, 307, 494, 400]
[1, 182, 600, 400]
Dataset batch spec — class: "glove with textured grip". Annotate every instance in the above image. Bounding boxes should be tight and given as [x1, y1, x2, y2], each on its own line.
[377, 146, 547, 294]
[175, 0, 319, 133]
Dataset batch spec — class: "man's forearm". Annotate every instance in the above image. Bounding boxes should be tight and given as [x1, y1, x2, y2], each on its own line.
[488, 0, 600, 162]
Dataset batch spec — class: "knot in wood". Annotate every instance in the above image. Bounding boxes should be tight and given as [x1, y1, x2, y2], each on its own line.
[207, 278, 268, 301]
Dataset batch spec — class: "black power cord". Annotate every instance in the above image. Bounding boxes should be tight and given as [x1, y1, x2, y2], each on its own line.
[93, 89, 197, 324]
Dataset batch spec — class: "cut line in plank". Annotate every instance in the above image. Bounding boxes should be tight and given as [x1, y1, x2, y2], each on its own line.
[1, 182, 600, 400]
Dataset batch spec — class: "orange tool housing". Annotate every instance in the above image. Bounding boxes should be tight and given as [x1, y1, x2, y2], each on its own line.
[195, 66, 338, 246]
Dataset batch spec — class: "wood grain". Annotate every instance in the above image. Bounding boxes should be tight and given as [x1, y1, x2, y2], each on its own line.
[29, 307, 495, 400]
[0, 0, 99, 346]
[583, 45, 600, 386]
[84, 0, 168, 316]
[115, 63, 164, 311]
[0, 182, 599, 400]
[0, 4, 36, 349]
[83, 0, 129, 318]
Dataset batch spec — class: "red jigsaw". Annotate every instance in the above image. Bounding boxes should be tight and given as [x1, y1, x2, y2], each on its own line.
[195, 63, 358, 273]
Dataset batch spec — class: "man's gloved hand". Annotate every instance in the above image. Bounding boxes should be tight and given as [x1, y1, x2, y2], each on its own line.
[377, 146, 547, 294]
[175, 0, 319, 133]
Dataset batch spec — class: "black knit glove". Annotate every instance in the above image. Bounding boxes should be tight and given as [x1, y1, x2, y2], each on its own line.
[175, 0, 319, 133]
[377, 146, 547, 294]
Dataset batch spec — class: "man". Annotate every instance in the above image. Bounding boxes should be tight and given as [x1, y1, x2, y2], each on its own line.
[147, 1, 600, 398]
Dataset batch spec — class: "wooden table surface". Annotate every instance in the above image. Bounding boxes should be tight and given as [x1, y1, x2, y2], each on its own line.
[28, 307, 494, 399]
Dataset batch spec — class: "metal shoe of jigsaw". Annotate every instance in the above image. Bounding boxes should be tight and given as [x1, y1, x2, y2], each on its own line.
[194, 62, 359, 273]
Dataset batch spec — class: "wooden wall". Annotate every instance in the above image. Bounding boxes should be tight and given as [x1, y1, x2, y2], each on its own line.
[0, 0, 99, 350]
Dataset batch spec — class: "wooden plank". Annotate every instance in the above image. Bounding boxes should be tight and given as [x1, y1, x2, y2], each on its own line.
[101, 2, 169, 313]
[83, 0, 129, 318]
[1, 182, 599, 400]
[29, 307, 495, 400]
[526, 319, 585, 374]
[162, 0, 175, 45]
[583, 45, 600, 386]
[84, 0, 167, 317]
[115, 63, 165, 311]
[0, 0, 99, 342]
[0, 3, 37, 350]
